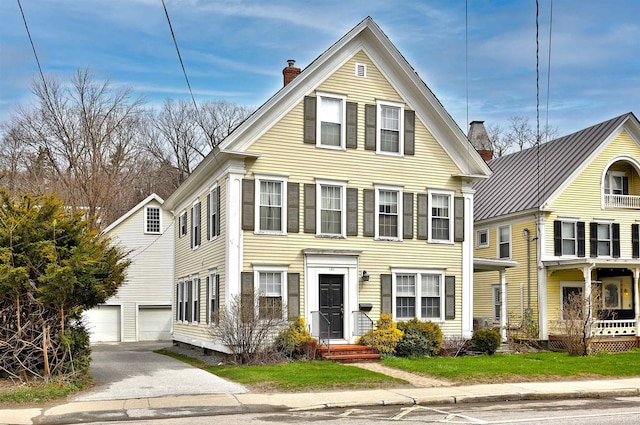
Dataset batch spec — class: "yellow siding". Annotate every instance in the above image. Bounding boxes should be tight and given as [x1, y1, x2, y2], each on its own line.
[546, 130, 640, 257]
[473, 219, 539, 325]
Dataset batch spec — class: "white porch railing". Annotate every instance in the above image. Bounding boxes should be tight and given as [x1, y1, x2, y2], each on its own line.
[549, 319, 636, 336]
[604, 194, 640, 209]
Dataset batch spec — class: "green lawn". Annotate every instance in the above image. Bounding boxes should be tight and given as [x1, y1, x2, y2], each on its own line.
[0, 380, 85, 405]
[156, 349, 406, 392]
[382, 350, 640, 384]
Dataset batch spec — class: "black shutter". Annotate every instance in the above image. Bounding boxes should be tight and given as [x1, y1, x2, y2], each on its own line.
[380, 274, 392, 315]
[216, 187, 221, 236]
[623, 176, 629, 195]
[454, 197, 465, 242]
[288, 182, 300, 233]
[417, 193, 428, 240]
[206, 192, 211, 240]
[346, 188, 358, 236]
[175, 283, 180, 321]
[403, 192, 414, 239]
[445, 276, 455, 320]
[577, 221, 586, 257]
[186, 281, 192, 322]
[303, 96, 316, 144]
[304, 183, 316, 234]
[612, 223, 621, 258]
[346, 102, 358, 149]
[196, 278, 201, 322]
[196, 203, 201, 246]
[363, 189, 375, 237]
[590, 222, 598, 257]
[287, 273, 300, 320]
[215, 274, 220, 314]
[364, 104, 376, 150]
[633, 224, 640, 259]
[240, 272, 254, 322]
[242, 179, 255, 231]
[553, 220, 562, 256]
[404, 110, 415, 156]
[190, 208, 194, 249]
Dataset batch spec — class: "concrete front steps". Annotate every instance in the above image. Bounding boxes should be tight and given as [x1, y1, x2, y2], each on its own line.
[317, 344, 380, 363]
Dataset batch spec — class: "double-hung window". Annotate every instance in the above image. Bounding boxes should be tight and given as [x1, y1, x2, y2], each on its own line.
[207, 271, 218, 324]
[256, 176, 287, 234]
[561, 221, 577, 256]
[190, 276, 200, 323]
[317, 181, 346, 236]
[597, 223, 612, 256]
[178, 211, 187, 238]
[257, 271, 285, 320]
[144, 206, 161, 234]
[394, 272, 444, 321]
[476, 229, 489, 248]
[377, 101, 404, 155]
[317, 93, 346, 149]
[209, 186, 219, 240]
[376, 186, 402, 240]
[176, 279, 185, 322]
[498, 225, 511, 259]
[428, 191, 453, 242]
[604, 171, 628, 195]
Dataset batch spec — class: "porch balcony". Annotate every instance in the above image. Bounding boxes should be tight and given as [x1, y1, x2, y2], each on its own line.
[604, 194, 640, 209]
[549, 319, 637, 337]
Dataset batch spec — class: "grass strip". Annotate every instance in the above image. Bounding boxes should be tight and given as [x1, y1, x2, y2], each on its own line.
[0, 381, 84, 404]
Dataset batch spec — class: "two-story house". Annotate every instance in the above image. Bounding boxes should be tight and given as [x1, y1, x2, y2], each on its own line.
[473, 113, 640, 349]
[164, 17, 492, 353]
[84, 194, 174, 342]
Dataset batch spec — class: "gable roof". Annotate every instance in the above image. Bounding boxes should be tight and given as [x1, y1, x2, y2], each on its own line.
[101, 193, 164, 235]
[165, 17, 491, 211]
[474, 112, 639, 222]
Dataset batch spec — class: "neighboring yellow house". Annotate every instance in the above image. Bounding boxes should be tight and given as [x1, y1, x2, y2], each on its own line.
[163, 17, 491, 353]
[473, 113, 640, 348]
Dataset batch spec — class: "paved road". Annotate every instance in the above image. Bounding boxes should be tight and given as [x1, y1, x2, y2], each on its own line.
[74, 342, 246, 401]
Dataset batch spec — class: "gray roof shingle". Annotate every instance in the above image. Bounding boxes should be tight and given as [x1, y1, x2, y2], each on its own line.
[474, 113, 635, 222]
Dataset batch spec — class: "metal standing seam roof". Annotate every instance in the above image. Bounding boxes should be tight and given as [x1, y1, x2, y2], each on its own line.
[473, 113, 635, 222]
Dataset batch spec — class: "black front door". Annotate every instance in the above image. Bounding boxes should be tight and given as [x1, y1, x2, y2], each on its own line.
[319, 274, 344, 339]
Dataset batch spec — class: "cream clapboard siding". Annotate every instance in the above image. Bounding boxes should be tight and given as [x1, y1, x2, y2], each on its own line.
[473, 218, 539, 325]
[102, 198, 174, 342]
[173, 178, 227, 341]
[243, 50, 466, 334]
[545, 130, 640, 259]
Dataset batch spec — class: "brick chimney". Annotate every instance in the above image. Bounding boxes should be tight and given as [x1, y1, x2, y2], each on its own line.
[468, 120, 493, 162]
[283, 59, 301, 86]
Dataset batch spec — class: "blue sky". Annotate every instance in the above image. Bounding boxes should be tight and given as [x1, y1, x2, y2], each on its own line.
[1, 0, 639, 138]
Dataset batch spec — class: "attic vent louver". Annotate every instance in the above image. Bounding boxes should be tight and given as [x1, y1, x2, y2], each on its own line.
[355, 63, 367, 78]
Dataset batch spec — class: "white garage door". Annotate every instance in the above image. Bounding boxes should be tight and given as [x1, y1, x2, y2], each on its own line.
[84, 305, 121, 342]
[138, 306, 172, 341]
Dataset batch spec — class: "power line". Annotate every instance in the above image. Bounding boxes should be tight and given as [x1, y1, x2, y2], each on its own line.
[16, 0, 48, 93]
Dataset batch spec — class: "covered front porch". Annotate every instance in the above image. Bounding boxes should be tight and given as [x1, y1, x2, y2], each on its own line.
[543, 259, 640, 340]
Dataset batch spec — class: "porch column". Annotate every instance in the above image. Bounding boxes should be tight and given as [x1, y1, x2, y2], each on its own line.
[500, 269, 508, 342]
[635, 268, 640, 336]
[583, 265, 593, 326]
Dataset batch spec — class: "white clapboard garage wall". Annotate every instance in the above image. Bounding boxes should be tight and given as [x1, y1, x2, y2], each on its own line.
[84, 194, 174, 343]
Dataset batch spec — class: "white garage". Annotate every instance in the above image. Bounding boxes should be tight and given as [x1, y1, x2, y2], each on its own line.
[84, 305, 121, 342]
[138, 306, 172, 341]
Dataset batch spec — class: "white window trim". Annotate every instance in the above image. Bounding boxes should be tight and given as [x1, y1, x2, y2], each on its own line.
[355, 62, 367, 78]
[374, 184, 403, 241]
[253, 266, 288, 320]
[191, 275, 200, 325]
[177, 279, 184, 323]
[209, 185, 218, 241]
[391, 269, 445, 322]
[492, 284, 501, 322]
[207, 269, 217, 324]
[497, 225, 512, 259]
[316, 91, 347, 150]
[428, 189, 454, 244]
[376, 100, 404, 156]
[316, 179, 347, 237]
[476, 228, 489, 248]
[144, 206, 162, 235]
[192, 200, 201, 250]
[560, 219, 578, 257]
[560, 281, 583, 320]
[178, 210, 187, 238]
[595, 221, 613, 257]
[254, 175, 288, 235]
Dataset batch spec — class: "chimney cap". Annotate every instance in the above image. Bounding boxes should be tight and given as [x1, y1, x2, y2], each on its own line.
[287, 59, 296, 67]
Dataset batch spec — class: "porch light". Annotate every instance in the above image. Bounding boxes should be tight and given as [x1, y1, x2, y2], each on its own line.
[362, 270, 370, 282]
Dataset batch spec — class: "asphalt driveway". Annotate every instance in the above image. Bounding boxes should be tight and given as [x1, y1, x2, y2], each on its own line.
[74, 342, 247, 401]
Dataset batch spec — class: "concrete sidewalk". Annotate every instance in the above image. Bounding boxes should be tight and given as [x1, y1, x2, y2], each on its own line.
[4, 377, 640, 425]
